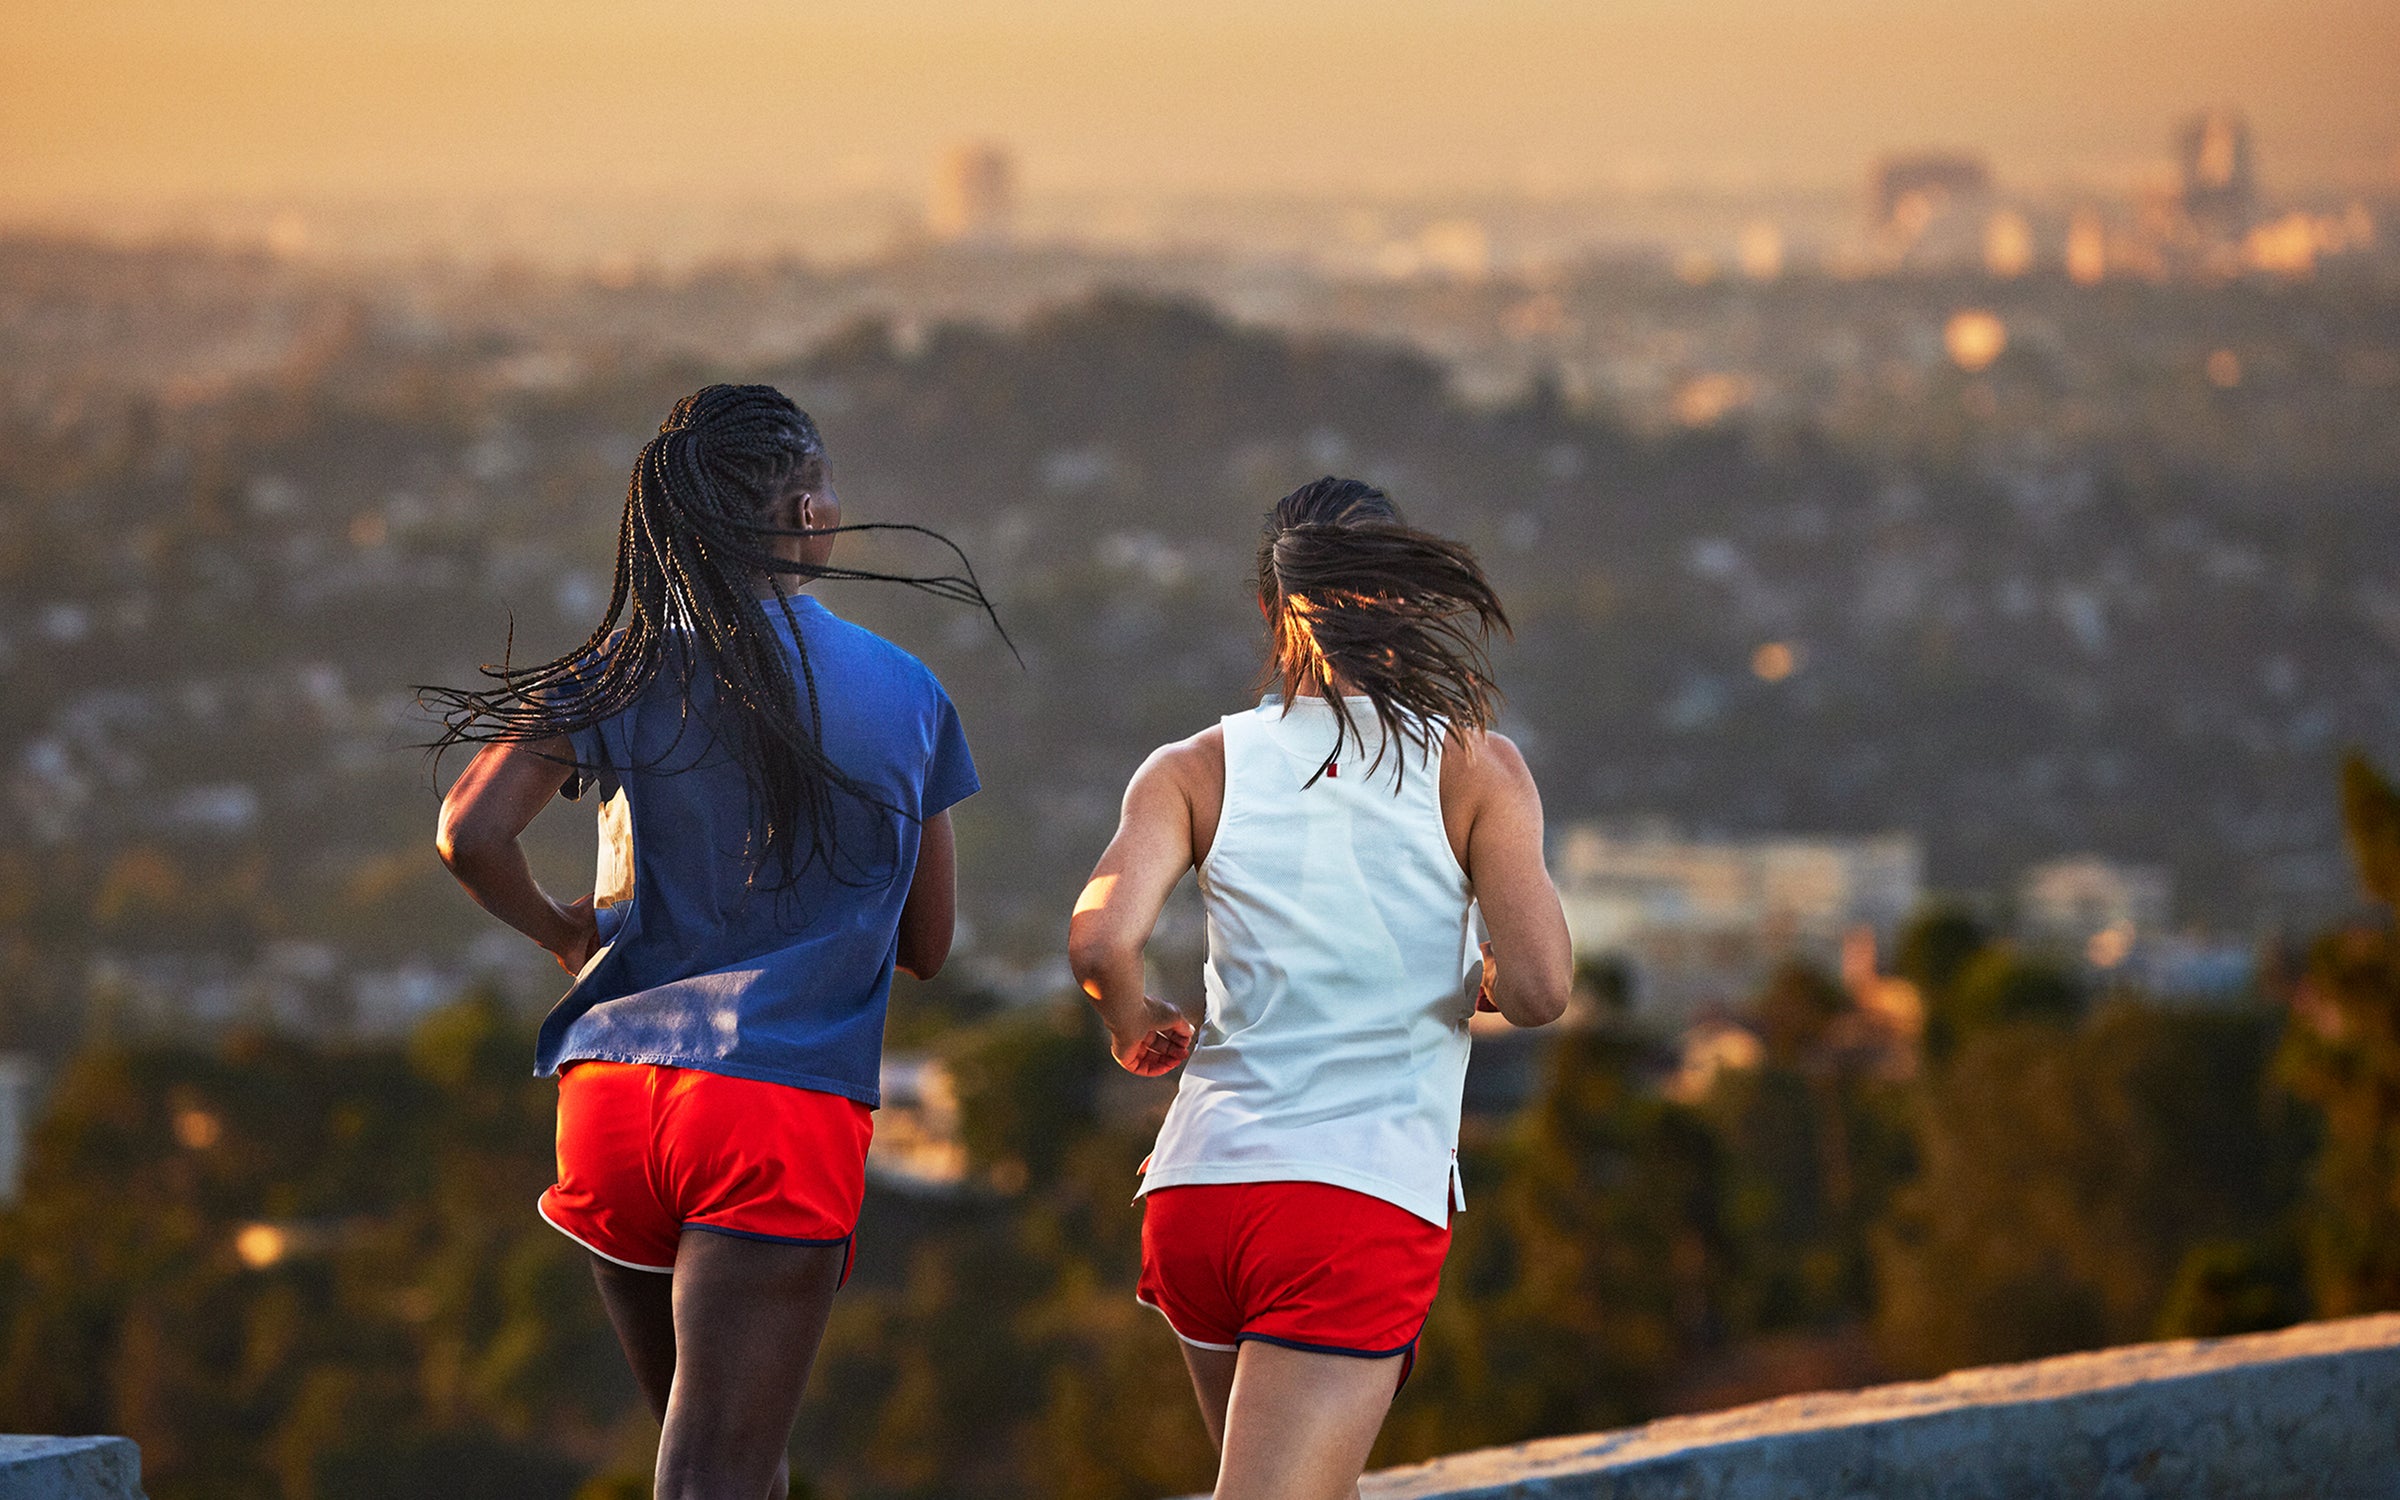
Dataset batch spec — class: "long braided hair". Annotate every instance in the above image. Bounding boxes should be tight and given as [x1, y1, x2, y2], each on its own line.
[422, 383, 1007, 887]
[1258, 476, 1509, 788]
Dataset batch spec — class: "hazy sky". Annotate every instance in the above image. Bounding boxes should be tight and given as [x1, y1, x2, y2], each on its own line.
[5, 0, 2396, 208]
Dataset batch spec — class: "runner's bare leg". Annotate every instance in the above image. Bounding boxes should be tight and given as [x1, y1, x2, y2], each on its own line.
[1182, 1339, 1390, 1500]
[592, 1235, 840, 1500]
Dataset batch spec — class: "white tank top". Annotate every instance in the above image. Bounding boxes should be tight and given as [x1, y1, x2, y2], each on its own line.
[1139, 695, 1478, 1227]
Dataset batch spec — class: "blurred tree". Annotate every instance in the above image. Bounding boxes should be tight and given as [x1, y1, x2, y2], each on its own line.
[1753, 961, 1848, 1066]
[2277, 752, 2400, 1317]
[1897, 902, 1992, 1059]
[1874, 1003, 2307, 1376]
[2153, 1235, 2309, 1340]
[1708, 980, 1916, 1341]
[945, 1001, 1103, 1192]
[1946, 945, 2084, 1037]
[1668, 963, 1919, 1343]
[793, 1001, 1218, 1500]
[1572, 954, 1636, 1019]
[880, 969, 1002, 1051]
[0, 994, 636, 1500]
[2341, 752, 2400, 911]
[1383, 1024, 1724, 1462]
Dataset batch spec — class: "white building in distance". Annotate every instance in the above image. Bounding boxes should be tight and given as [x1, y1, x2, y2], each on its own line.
[1551, 822, 1923, 1021]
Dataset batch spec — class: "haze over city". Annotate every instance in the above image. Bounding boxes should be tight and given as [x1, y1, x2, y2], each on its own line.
[6, 0, 2395, 229]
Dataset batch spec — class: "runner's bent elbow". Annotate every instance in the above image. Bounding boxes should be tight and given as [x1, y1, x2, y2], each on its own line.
[1498, 976, 1570, 1028]
[434, 800, 498, 872]
[1067, 914, 1141, 990]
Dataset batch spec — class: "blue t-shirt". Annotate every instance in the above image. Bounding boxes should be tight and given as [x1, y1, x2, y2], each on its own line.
[533, 595, 978, 1105]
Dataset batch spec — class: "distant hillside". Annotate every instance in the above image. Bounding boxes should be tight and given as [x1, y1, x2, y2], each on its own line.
[798, 294, 2397, 939]
[3, 246, 2396, 1048]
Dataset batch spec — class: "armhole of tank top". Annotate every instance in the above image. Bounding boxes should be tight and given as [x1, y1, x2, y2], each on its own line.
[1196, 712, 1241, 885]
[1429, 722, 1473, 890]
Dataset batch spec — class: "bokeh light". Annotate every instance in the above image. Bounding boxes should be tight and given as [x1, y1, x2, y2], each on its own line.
[173, 1109, 222, 1150]
[234, 1224, 289, 1269]
[1983, 211, 2034, 278]
[1945, 310, 2009, 373]
[2087, 922, 2136, 968]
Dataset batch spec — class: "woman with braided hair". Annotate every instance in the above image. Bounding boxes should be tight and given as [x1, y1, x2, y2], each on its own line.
[1069, 477, 1572, 1500]
[426, 384, 992, 1500]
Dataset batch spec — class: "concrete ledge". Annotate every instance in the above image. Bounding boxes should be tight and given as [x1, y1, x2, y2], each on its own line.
[1359, 1315, 2400, 1500]
[0, 1437, 145, 1500]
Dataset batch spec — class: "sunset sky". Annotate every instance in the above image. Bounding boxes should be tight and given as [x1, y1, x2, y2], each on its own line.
[5, 0, 2395, 209]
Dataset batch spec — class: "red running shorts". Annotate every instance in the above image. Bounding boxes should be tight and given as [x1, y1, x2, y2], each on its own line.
[539, 1060, 872, 1279]
[1137, 1180, 1451, 1383]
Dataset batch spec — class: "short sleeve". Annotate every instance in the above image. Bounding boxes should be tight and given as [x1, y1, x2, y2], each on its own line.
[561, 724, 607, 801]
[923, 690, 980, 816]
[553, 636, 620, 801]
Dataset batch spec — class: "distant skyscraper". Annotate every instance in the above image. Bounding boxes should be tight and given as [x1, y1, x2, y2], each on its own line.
[2176, 107, 2256, 238]
[928, 140, 1017, 245]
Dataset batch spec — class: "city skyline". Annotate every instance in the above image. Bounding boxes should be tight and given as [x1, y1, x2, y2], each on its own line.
[3, 0, 2396, 221]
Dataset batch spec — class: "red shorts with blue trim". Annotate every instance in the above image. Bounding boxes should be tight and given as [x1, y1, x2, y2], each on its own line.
[539, 1061, 872, 1280]
[1137, 1181, 1450, 1384]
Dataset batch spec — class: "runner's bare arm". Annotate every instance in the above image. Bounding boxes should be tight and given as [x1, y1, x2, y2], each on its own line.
[1069, 741, 1204, 1076]
[436, 736, 601, 974]
[1452, 731, 1572, 1027]
[895, 810, 955, 981]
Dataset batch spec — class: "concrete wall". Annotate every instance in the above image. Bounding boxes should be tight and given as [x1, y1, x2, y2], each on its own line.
[1349, 1314, 2400, 1500]
[14, 1318, 2400, 1500]
[0, 1437, 144, 1500]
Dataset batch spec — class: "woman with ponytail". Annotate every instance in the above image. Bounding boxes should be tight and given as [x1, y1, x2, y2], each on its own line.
[426, 385, 993, 1500]
[1070, 477, 1573, 1500]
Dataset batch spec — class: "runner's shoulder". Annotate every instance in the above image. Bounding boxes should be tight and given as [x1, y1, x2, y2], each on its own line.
[809, 609, 955, 709]
[1441, 725, 1534, 800]
[1131, 723, 1224, 806]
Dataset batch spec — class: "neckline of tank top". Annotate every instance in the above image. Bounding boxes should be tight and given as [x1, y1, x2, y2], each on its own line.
[1258, 693, 1376, 708]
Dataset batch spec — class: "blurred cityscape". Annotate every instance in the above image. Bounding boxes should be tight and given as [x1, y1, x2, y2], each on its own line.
[4, 103, 2400, 1498]
[6, 110, 2394, 1052]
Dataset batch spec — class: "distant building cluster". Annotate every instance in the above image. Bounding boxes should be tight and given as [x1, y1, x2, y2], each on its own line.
[1867, 110, 2374, 286]
[1552, 822, 2252, 1029]
[1162, 106, 2376, 298]
[1553, 822, 1922, 1022]
[1539, 821, 2263, 1114]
